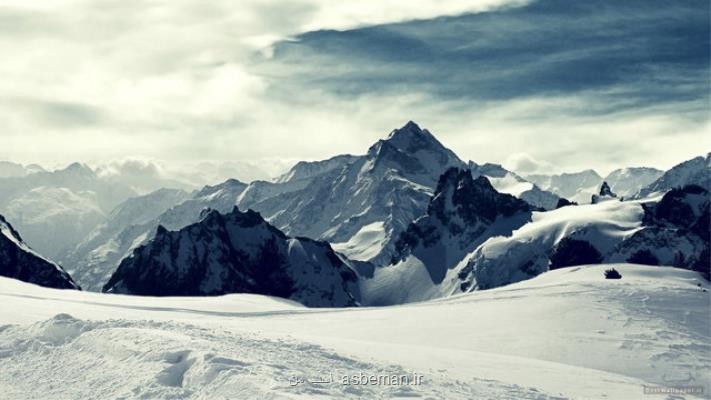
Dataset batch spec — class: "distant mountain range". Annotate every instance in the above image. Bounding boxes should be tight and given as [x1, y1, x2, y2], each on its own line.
[526, 167, 664, 204]
[2, 122, 708, 307]
[64, 180, 246, 291]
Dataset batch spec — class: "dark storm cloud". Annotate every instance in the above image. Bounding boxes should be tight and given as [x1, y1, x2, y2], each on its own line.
[259, 0, 710, 114]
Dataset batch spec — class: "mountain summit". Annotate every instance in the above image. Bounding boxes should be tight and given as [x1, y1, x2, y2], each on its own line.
[235, 121, 465, 265]
[367, 121, 463, 187]
[385, 121, 449, 154]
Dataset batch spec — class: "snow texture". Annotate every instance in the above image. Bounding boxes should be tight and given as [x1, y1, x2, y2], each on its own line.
[0, 264, 708, 399]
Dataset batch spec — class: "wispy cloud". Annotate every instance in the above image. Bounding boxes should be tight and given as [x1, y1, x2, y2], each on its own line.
[0, 0, 707, 175]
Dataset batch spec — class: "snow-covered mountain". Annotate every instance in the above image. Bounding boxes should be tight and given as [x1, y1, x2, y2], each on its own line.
[103, 207, 359, 307]
[0, 162, 137, 213]
[360, 168, 532, 305]
[602, 167, 663, 197]
[64, 188, 190, 291]
[0, 214, 79, 290]
[240, 121, 465, 265]
[64, 180, 246, 291]
[525, 166, 665, 204]
[635, 152, 711, 199]
[2, 187, 106, 261]
[237, 121, 559, 267]
[526, 169, 603, 204]
[469, 162, 561, 210]
[0, 162, 139, 256]
[273, 155, 360, 184]
[458, 184, 710, 291]
[611, 185, 710, 278]
[0, 161, 45, 178]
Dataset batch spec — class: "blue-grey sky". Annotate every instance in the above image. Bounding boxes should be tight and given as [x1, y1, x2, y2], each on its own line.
[1, 0, 708, 175]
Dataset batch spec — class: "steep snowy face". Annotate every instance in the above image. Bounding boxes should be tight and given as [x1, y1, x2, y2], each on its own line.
[368, 121, 464, 188]
[395, 168, 532, 268]
[274, 155, 359, 184]
[103, 207, 359, 307]
[459, 184, 711, 291]
[0, 214, 79, 290]
[470, 162, 561, 210]
[65, 180, 246, 291]
[602, 167, 663, 197]
[237, 155, 359, 210]
[527, 169, 603, 204]
[240, 121, 465, 265]
[635, 152, 711, 199]
[427, 169, 531, 230]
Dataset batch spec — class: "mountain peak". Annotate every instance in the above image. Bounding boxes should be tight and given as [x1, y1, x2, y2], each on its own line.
[58, 162, 96, 179]
[366, 122, 463, 177]
[599, 181, 616, 197]
[385, 121, 433, 145]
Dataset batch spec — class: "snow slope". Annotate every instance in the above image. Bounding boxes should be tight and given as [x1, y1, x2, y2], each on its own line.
[527, 169, 603, 204]
[458, 184, 710, 292]
[603, 167, 663, 198]
[458, 199, 646, 290]
[471, 162, 561, 210]
[0, 264, 708, 399]
[635, 152, 711, 200]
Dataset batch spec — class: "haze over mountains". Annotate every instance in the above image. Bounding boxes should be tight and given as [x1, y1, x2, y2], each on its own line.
[0, 121, 708, 307]
[2, 0, 708, 397]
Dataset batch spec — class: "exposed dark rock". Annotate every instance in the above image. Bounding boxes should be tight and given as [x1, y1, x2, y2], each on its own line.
[103, 207, 359, 307]
[604, 268, 622, 279]
[555, 198, 577, 209]
[0, 214, 80, 290]
[549, 238, 603, 269]
[627, 249, 660, 266]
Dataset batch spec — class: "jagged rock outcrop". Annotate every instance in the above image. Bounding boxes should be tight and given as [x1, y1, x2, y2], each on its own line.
[390, 167, 532, 285]
[591, 181, 618, 204]
[103, 207, 359, 307]
[613, 185, 710, 277]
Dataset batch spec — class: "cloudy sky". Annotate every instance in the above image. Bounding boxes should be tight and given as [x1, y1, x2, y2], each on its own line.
[1, 0, 709, 175]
